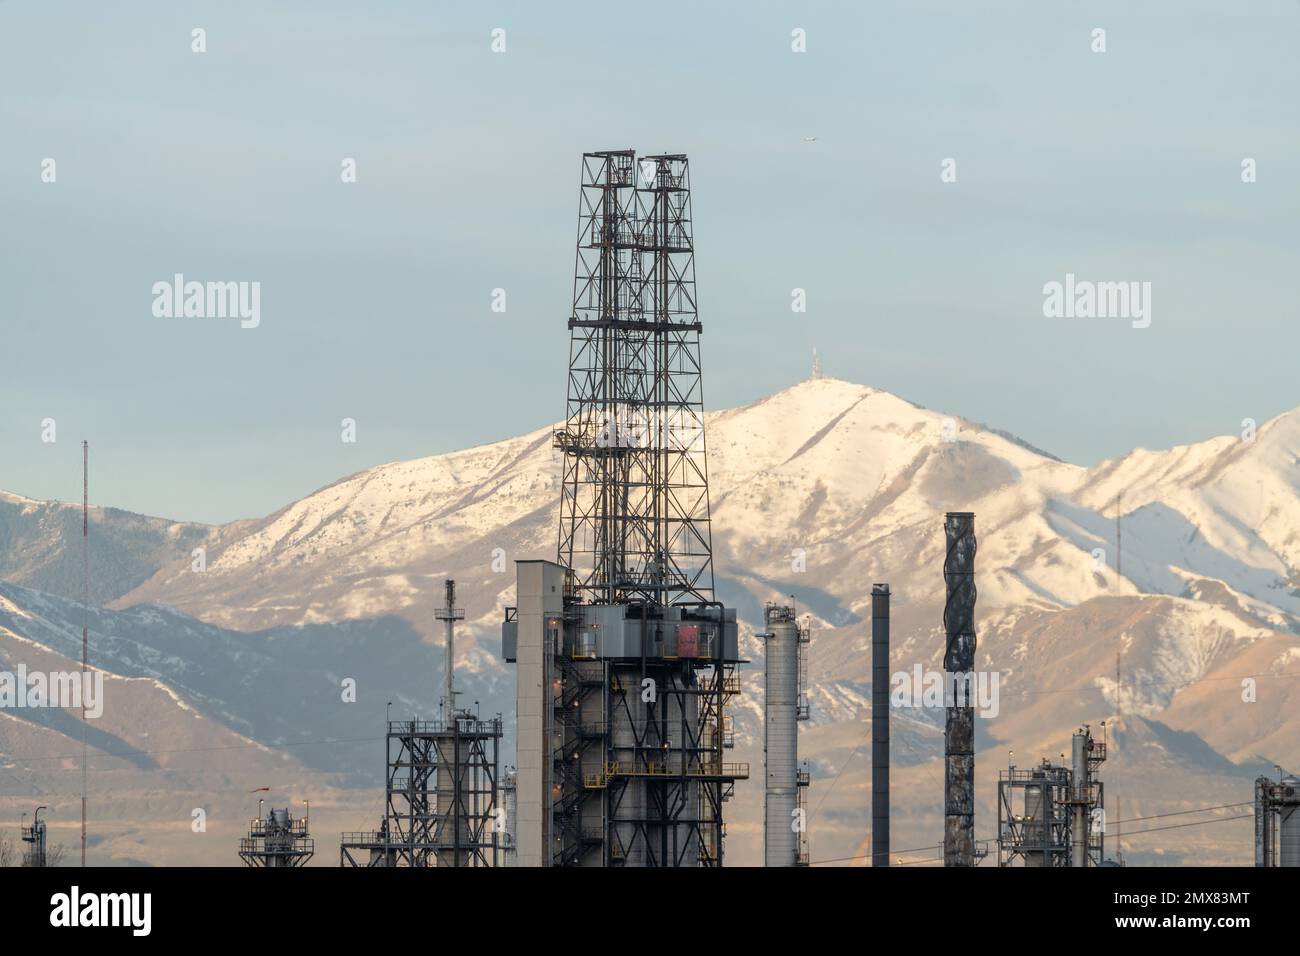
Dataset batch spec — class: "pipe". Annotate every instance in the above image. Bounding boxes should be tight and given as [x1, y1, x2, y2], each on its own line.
[872, 584, 890, 867]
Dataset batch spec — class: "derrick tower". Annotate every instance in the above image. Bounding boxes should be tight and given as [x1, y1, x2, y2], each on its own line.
[557, 150, 713, 605]
[504, 149, 746, 867]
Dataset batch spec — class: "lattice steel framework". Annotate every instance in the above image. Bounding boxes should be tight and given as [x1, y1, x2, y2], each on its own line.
[997, 758, 1105, 867]
[556, 150, 714, 607]
[339, 717, 500, 867]
[540, 151, 742, 866]
[586, 656, 742, 866]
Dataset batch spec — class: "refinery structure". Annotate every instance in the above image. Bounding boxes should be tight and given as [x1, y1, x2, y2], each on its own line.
[340, 578, 502, 867]
[996, 725, 1108, 867]
[1254, 774, 1300, 867]
[239, 800, 313, 868]
[761, 604, 811, 867]
[15, 149, 1291, 876]
[332, 149, 1270, 871]
[501, 149, 747, 867]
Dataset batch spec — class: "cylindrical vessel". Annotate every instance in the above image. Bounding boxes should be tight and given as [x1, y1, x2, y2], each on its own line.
[764, 606, 799, 866]
[610, 660, 646, 868]
[1024, 777, 1046, 868]
[1071, 731, 1088, 867]
[435, 727, 474, 867]
[1281, 777, 1300, 867]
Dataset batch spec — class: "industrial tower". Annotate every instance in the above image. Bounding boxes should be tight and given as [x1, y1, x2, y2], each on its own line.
[996, 725, 1107, 867]
[762, 604, 810, 866]
[1255, 774, 1300, 866]
[943, 512, 977, 866]
[341, 579, 502, 867]
[502, 149, 747, 867]
[239, 800, 314, 867]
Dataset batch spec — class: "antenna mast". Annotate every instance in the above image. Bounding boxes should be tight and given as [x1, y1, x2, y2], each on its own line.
[81, 440, 88, 867]
[1114, 491, 1123, 866]
[433, 579, 464, 715]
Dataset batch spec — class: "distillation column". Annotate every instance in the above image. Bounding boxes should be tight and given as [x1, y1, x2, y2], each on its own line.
[763, 605, 805, 866]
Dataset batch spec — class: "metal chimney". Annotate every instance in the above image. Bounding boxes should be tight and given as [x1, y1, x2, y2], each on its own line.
[943, 512, 977, 866]
[872, 584, 890, 868]
[1071, 728, 1089, 867]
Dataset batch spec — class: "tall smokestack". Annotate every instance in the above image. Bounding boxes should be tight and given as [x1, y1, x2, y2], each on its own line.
[871, 584, 890, 868]
[943, 512, 976, 867]
[1071, 728, 1089, 867]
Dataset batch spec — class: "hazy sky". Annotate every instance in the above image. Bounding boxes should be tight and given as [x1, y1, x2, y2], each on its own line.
[2, 1, 1297, 524]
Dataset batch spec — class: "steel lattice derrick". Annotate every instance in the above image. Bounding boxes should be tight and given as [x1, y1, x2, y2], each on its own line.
[558, 151, 715, 608]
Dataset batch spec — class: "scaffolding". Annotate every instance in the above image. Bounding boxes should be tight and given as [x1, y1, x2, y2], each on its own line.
[340, 715, 502, 867]
[239, 801, 313, 867]
[536, 601, 746, 867]
[502, 149, 744, 867]
[997, 727, 1106, 867]
[556, 151, 713, 609]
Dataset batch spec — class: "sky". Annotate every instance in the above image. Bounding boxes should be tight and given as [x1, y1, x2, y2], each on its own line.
[1, 0, 1298, 524]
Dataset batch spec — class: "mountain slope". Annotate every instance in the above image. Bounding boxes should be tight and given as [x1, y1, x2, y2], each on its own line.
[8, 375, 1300, 864]
[0, 491, 214, 606]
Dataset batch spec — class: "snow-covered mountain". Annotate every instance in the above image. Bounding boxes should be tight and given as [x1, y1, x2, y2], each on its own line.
[4, 375, 1298, 864]
[115, 377, 1300, 633]
[0, 581, 510, 775]
[114, 376, 1300, 720]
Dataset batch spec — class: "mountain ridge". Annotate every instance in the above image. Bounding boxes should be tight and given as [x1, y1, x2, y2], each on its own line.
[3, 374, 1297, 864]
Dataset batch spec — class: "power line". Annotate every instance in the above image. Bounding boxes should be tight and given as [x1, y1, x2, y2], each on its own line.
[809, 802, 1255, 865]
[810, 842, 941, 865]
[1111, 801, 1251, 826]
[2, 732, 386, 765]
[1121, 813, 1252, 838]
